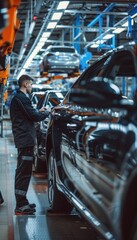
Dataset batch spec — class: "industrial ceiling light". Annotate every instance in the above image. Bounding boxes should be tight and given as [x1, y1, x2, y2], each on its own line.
[47, 21, 57, 29]
[113, 27, 126, 34]
[37, 42, 45, 46]
[122, 21, 128, 27]
[28, 21, 35, 34]
[90, 39, 106, 48]
[90, 43, 99, 48]
[17, 1, 70, 79]
[51, 12, 63, 21]
[96, 39, 106, 44]
[41, 32, 51, 38]
[103, 33, 114, 40]
[39, 37, 47, 42]
[57, 1, 70, 10]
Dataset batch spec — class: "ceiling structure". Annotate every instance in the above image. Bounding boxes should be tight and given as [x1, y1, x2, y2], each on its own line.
[9, 0, 137, 81]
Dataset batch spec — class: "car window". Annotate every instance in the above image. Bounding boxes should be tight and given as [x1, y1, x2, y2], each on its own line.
[38, 92, 66, 108]
[74, 55, 109, 88]
[72, 50, 136, 101]
[37, 95, 45, 109]
[98, 50, 136, 99]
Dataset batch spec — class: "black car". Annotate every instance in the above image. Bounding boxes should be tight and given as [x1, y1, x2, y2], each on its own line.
[46, 43, 137, 240]
[34, 90, 67, 172]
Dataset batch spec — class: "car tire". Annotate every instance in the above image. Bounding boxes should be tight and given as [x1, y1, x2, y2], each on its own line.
[94, 145, 100, 159]
[48, 149, 73, 213]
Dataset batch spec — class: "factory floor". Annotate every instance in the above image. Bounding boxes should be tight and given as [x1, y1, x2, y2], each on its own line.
[0, 118, 104, 240]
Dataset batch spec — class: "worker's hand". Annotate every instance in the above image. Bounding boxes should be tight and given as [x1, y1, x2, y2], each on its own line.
[39, 106, 50, 112]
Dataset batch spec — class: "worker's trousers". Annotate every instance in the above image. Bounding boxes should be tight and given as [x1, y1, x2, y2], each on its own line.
[15, 146, 34, 207]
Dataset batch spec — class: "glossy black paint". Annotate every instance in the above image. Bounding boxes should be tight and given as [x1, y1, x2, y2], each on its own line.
[34, 90, 67, 172]
[46, 44, 137, 240]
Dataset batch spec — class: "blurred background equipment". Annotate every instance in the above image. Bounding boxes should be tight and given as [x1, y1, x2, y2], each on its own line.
[0, 0, 21, 137]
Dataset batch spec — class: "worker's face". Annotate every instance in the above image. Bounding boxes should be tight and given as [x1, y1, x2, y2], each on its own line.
[26, 80, 33, 94]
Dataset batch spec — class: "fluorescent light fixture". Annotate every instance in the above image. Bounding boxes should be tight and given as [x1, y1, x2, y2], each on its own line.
[28, 21, 35, 34]
[113, 27, 126, 34]
[39, 37, 47, 42]
[47, 22, 57, 29]
[96, 39, 106, 44]
[51, 12, 63, 20]
[32, 50, 38, 55]
[37, 42, 45, 46]
[122, 21, 128, 27]
[90, 43, 99, 48]
[19, 48, 26, 60]
[35, 45, 42, 50]
[103, 34, 114, 40]
[42, 32, 51, 38]
[57, 1, 69, 10]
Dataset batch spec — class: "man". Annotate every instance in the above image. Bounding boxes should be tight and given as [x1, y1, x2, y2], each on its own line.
[10, 74, 49, 215]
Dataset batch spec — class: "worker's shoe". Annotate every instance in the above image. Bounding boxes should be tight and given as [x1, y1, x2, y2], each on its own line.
[15, 205, 36, 215]
[29, 203, 36, 208]
[23, 199, 36, 209]
[0, 192, 4, 205]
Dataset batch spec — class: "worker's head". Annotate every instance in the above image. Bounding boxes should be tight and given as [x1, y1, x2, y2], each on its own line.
[18, 74, 34, 94]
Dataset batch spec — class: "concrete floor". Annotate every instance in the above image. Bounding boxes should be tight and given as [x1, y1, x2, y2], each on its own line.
[0, 119, 105, 240]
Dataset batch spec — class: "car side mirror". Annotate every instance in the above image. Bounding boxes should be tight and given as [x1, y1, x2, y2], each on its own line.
[69, 80, 134, 109]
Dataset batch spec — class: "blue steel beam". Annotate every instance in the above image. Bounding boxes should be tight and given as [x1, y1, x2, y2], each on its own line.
[73, 14, 81, 53]
[74, 3, 115, 41]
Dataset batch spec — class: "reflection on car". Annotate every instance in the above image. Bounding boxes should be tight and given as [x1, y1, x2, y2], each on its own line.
[34, 90, 67, 173]
[39, 45, 80, 75]
[46, 43, 137, 240]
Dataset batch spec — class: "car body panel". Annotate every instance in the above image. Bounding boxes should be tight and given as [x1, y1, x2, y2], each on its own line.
[35, 90, 67, 170]
[46, 43, 137, 240]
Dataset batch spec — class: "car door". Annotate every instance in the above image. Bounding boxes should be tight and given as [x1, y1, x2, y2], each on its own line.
[60, 55, 111, 192]
[61, 49, 137, 222]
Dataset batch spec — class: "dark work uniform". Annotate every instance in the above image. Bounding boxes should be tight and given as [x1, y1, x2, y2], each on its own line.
[10, 90, 49, 207]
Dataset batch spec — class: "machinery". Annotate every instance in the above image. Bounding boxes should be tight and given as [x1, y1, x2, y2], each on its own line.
[0, 0, 21, 136]
[0, 0, 21, 84]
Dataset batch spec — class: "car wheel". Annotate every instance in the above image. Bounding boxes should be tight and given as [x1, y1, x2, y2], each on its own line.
[48, 149, 73, 213]
[94, 145, 100, 159]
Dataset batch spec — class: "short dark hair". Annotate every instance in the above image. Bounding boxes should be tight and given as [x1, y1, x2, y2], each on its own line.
[18, 74, 34, 87]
